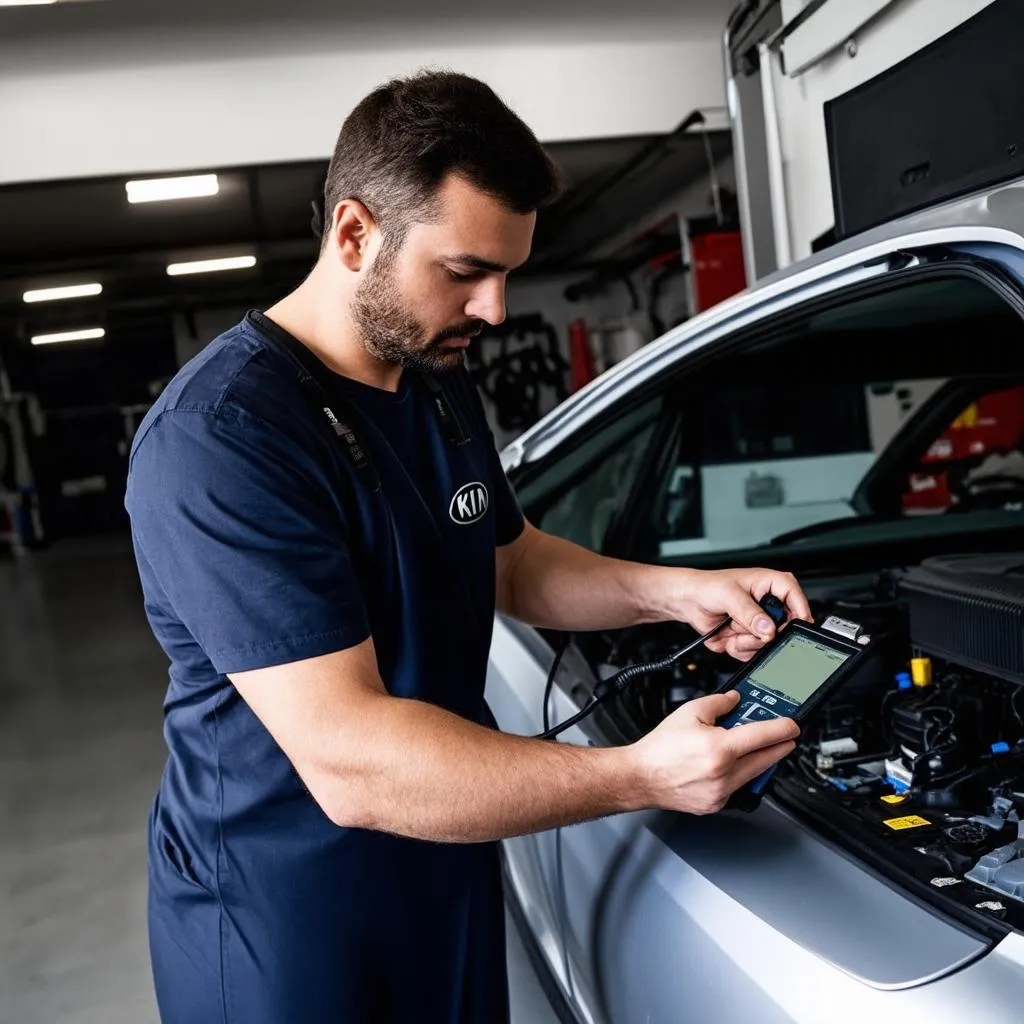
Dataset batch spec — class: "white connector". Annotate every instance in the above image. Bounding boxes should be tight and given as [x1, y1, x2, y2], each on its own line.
[819, 737, 859, 758]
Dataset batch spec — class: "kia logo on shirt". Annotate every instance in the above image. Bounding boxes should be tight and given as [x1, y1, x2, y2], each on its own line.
[449, 482, 489, 525]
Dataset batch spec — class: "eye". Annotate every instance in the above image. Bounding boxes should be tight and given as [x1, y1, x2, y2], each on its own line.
[445, 267, 479, 282]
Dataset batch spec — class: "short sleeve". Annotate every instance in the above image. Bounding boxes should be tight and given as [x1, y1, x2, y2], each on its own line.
[126, 406, 370, 674]
[488, 439, 525, 547]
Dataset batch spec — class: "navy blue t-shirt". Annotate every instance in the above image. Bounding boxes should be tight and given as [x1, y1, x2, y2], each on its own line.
[125, 311, 524, 1024]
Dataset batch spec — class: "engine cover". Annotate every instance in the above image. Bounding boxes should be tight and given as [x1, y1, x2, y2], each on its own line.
[901, 554, 1024, 685]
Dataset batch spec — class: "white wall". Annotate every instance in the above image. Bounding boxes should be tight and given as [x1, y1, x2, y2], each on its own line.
[0, 1, 733, 185]
[773, 0, 997, 261]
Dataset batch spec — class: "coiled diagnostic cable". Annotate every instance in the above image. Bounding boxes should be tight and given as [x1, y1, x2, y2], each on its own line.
[535, 617, 731, 740]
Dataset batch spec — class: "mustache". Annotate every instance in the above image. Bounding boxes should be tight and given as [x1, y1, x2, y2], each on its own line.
[432, 320, 486, 345]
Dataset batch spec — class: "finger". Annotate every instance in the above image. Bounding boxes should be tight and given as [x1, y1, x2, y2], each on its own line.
[721, 715, 800, 756]
[684, 690, 740, 726]
[724, 646, 757, 663]
[706, 623, 760, 655]
[723, 634, 766, 659]
[728, 739, 797, 789]
[771, 572, 813, 623]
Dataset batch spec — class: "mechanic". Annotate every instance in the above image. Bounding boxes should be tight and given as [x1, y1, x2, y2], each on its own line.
[125, 71, 808, 1024]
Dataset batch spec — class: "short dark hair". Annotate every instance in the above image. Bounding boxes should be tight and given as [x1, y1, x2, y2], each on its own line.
[321, 70, 563, 248]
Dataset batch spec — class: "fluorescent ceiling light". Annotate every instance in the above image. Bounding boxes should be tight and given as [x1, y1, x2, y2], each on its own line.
[166, 255, 256, 276]
[0, 1, 58, 6]
[23, 282, 103, 303]
[126, 174, 219, 204]
[31, 327, 106, 346]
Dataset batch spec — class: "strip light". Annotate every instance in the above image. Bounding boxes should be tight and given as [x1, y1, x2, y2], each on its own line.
[166, 255, 256, 276]
[31, 327, 106, 346]
[24, 283, 103, 303]
[0, 1, 58, 6]
[126, 174, 219, 204]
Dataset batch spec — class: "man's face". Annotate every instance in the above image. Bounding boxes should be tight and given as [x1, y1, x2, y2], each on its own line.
[350, 174, 535, 373]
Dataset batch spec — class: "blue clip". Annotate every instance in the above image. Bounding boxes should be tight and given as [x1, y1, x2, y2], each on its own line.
[896, 672, 912, 691]
[992, 741, 1011, 755]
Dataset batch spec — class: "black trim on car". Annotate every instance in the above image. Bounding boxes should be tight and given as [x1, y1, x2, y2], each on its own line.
[500, 847, 581, 1024]
[771, 779, 1011, 945]
[660, 520, 1024, 576]
[602, 400, 682, 558]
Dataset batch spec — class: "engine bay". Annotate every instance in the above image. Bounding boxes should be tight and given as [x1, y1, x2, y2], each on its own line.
[578, 550, 1024, 933]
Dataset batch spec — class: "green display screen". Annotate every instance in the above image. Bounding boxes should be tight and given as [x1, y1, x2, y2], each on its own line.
[745, 632, 852, 706]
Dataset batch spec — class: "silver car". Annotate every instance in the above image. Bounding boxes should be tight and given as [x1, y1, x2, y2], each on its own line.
[487, 179, 1024, 1023]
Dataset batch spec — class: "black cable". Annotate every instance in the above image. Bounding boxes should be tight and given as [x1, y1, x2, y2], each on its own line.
[1011, 686, 1024, 729]
[534, 617, 730, 741]
[796, 754, 827, 787]
[542, 633, 570, 734]
[909, 707, 957, 785]
[537, 694, 604, 741]
[879, 686, 906, 745]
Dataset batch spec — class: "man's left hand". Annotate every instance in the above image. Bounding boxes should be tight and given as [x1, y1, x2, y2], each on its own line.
[658, 568, 813, 662]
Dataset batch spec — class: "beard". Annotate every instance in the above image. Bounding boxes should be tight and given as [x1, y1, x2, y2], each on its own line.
[350, 245, 484, 374]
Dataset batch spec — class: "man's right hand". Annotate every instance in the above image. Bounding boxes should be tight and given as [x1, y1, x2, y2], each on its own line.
[630, 691, 799, 815]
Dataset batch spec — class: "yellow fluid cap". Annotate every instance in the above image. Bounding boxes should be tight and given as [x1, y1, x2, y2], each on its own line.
[911, 657, 933, 688]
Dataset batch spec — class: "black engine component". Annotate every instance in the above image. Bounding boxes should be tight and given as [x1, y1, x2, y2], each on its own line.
[890, 680, 1009, 763]
[923, 819, 1017, 875]
[901, 554, 1024, 685]
[879, 666, 1024, 805]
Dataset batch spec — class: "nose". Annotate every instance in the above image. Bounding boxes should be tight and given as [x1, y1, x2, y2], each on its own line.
[465, 276, 507, 327]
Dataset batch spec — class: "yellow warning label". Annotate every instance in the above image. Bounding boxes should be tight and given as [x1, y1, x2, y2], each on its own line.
[883, 815, 931, 830]
[881, 794, 907, 805]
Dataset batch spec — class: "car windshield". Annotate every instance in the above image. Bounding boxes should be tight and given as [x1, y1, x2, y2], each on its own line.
[517, 272, 1024, 563]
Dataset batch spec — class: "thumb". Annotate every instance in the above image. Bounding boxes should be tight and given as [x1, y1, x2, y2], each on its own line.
[726, 589, 776, 642]
[685, 690, 740, 726]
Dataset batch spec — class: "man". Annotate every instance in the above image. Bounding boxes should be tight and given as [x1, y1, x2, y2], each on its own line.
[126, 70, 807, 1023]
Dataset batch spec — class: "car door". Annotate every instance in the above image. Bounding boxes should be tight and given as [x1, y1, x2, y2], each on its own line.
[485, 397, 666, 1002]
[490, 242, 1024, 1024]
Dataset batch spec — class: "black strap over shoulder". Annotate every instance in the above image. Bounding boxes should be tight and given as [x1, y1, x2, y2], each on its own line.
[246, 311, 471, 491]
[247, 311, 381, 492]
[416, 372, 469, 447]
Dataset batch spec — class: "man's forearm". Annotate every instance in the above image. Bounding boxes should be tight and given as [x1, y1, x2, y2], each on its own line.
[315, 689, 647, 842]
[500, 524, 684, 632]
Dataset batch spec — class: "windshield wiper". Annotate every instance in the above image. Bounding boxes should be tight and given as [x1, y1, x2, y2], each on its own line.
[768, 514, 891, 546]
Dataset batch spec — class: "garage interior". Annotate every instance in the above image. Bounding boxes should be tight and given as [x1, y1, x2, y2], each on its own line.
[2, 1, 1021, 1022]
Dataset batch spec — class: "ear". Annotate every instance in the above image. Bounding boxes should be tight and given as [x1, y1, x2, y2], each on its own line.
[328, 198, 376, 272]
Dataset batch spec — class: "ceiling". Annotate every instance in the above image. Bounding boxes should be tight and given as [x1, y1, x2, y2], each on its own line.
[2, 0, 737, 47]
[0, 163, 325, 311]
[0, 124, 731, 315]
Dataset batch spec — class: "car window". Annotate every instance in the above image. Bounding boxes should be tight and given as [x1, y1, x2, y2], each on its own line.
[516, 398, 662, 551]
[643, 272, 1023, 559]
[514, 270, 1024, 563]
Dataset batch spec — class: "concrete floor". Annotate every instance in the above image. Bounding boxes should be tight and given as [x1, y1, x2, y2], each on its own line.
[0, 535, 559, 1024]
